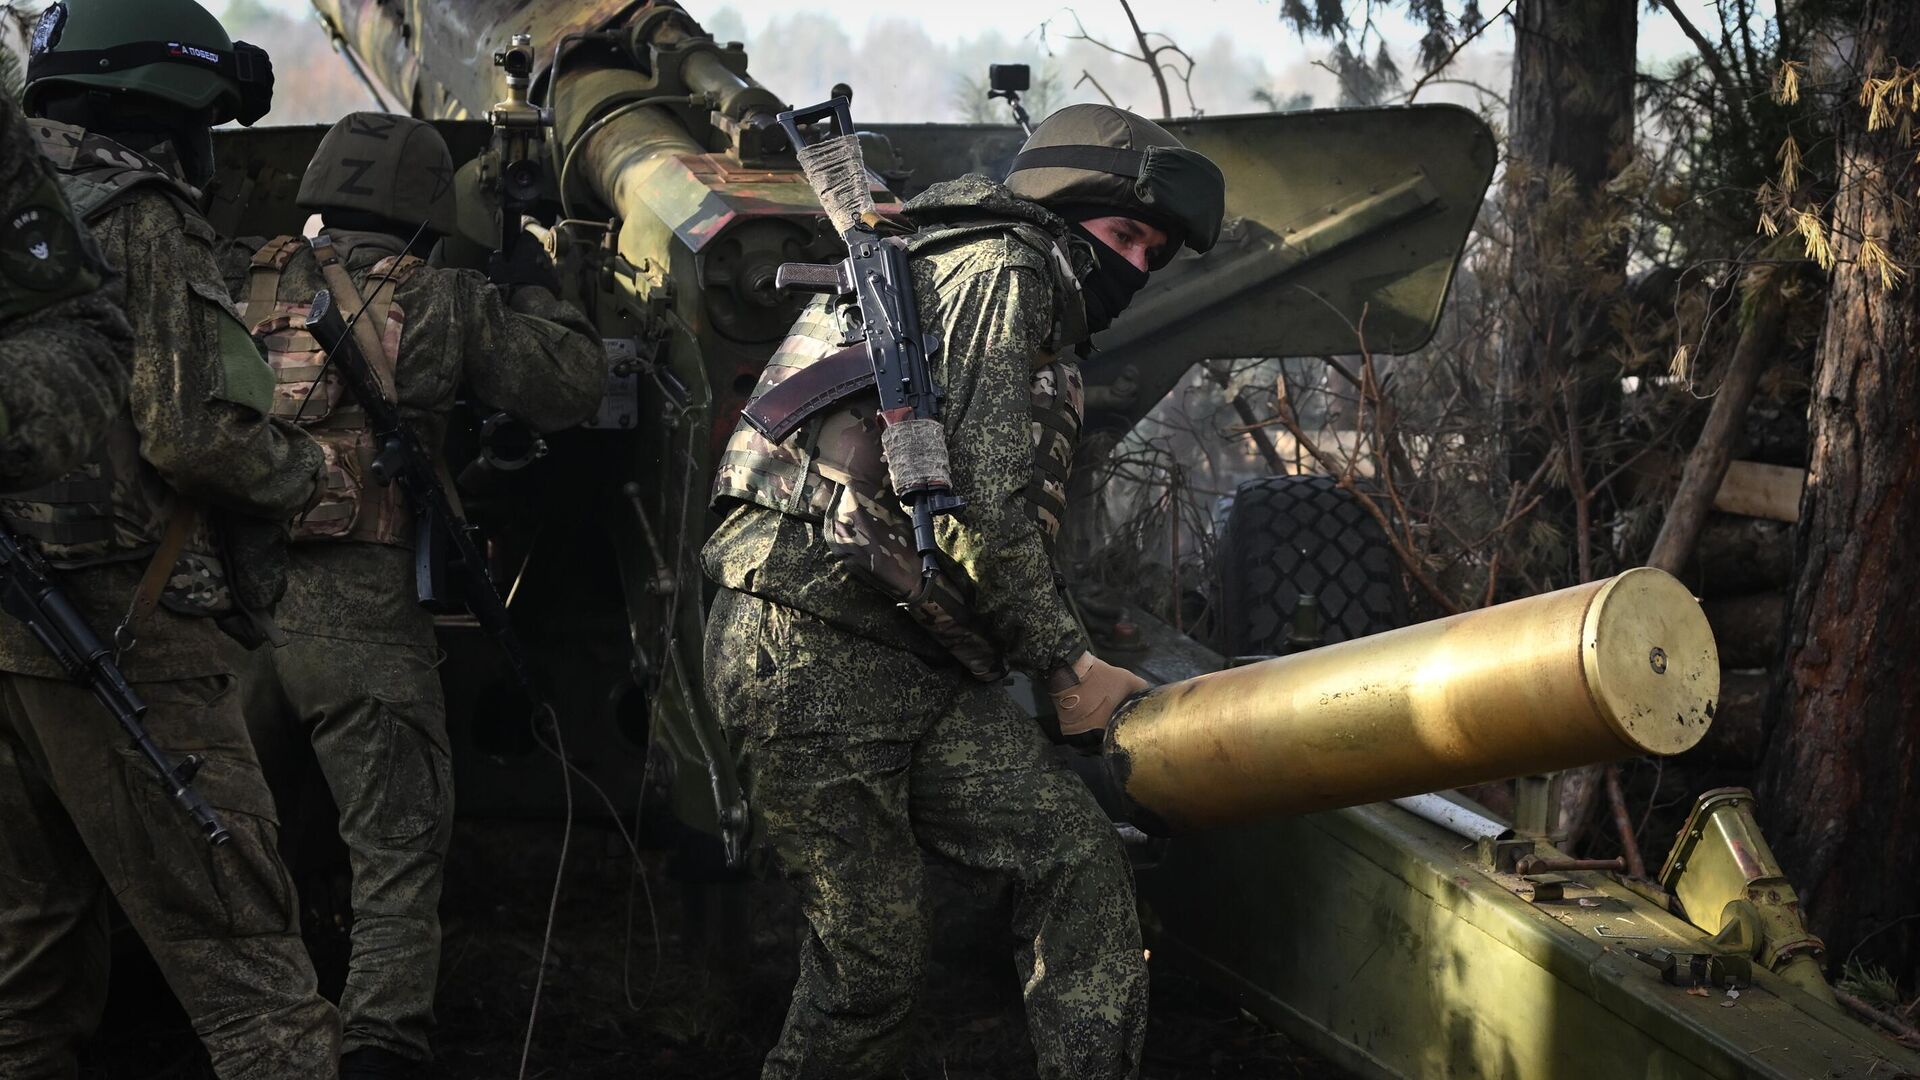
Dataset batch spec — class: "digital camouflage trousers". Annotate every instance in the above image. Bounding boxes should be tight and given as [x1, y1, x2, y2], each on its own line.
[705, 588, 1148, 1080]
[0, 669, 340, 1079]
[241, 630, 452, 1064]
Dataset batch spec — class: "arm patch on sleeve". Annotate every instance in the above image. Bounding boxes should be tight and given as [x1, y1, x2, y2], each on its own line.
[0, 174, 106, 322]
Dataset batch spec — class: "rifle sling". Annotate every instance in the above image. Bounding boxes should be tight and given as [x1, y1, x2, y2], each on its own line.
[130, 500, 198, 624]
[743, 345, 875, 443]
[310, 238, 464, 517]
[311, 235, 399, 402]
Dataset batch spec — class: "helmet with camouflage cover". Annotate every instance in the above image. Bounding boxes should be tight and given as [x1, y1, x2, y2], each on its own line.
[23, 0, 274, 126]
[298, 112, 461, 239]
[1005, 103, 1225, 269]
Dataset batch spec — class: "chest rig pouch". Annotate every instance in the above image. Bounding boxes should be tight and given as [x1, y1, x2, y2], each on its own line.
[239, 235, 420, 545]
[713, 220, 1088, 681]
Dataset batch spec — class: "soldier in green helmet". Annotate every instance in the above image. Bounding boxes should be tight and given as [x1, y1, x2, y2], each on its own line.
[2, 1, 339, 1077]
[703, 103, 1226, 1078]
[233, 111, 605, 1079]
[0, 93, 131, 486]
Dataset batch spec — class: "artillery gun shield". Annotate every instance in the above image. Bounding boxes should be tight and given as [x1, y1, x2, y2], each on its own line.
[872, 105, 1498, 439]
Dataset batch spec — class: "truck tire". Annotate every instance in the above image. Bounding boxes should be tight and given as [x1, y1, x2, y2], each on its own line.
[1217, 475, 1408, 654]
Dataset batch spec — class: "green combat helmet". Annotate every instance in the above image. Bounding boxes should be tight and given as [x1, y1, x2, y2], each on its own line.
[23, 0, 273, 126]
[1005, 103, 1225, 269]
[298, 112, 461, 240]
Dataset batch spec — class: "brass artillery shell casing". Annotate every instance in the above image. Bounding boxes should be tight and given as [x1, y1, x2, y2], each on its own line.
[1106, 567, 1719, 831]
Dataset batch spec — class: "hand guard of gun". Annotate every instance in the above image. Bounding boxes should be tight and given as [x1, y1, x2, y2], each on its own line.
[304, 289, 535, 696]
[0, 524, 230, 845]
[772, 97, 965, 579]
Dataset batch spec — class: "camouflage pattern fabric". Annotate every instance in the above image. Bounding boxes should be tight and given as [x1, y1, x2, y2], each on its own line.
[701, 178, 1139, 1076]
[0, 98, 131, 491]
[712, 298, 1008, 680]
[239, 628, 450, 1062]
[253, 227, 604, 642]
[240, 236, 418, 546]
[705, 176, 1092, 680]
[234, 227, 601, 1062]
[0, 670, 340, 1079]
[0, 120, 322, 680]
[1025, 361, 1084, 557]
[0, 120, 334, 1078]
[705, 588, 1147, 1079]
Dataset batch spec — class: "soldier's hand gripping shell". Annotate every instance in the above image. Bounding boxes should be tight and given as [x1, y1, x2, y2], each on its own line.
[1047, 651, 1150, 747]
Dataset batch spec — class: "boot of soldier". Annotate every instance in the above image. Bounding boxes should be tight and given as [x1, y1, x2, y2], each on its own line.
[339, 1046, 423, 1079]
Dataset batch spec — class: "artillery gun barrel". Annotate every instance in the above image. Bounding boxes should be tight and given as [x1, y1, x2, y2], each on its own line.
[1105, 567, 1717, 832]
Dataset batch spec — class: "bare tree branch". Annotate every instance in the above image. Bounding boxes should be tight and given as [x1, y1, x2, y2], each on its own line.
[1116, 0, 1173, 119]
[1407, 0, 1516, 103]
[1074, 70, 1117, 106]
[1655, 0, 1747, 116]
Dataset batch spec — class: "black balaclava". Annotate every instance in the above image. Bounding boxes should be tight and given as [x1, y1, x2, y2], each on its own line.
[1061, 208, 1152, 335]
[35, 89, 217, 188]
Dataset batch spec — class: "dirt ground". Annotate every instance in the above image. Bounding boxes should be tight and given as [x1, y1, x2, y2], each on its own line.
[80, 818, 1349, 1079]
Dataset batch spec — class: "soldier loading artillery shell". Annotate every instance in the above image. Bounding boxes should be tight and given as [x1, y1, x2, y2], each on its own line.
[704, 99, 1226, 1079]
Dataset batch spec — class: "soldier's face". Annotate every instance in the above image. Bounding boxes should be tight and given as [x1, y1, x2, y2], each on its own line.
[1078, 215, 1169, 274]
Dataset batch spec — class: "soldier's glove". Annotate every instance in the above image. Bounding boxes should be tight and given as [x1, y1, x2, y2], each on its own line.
[1046, 651, 1150, 749]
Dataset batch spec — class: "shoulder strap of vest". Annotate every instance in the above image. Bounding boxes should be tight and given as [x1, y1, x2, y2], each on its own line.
[240, 235, 305, 325]
[31, 120, 200, 224]
[364, 254, 425, 331]
[310, 234, 400, 401]
[368, 253, 426, 289]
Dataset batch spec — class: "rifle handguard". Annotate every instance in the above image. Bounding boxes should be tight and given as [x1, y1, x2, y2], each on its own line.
[880, 417, 953, 497]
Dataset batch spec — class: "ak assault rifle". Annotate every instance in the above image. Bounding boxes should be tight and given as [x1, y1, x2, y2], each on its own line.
[0, 523, 230, 845]
[303, 290, 534, 695]
[751, 98, 964, 577]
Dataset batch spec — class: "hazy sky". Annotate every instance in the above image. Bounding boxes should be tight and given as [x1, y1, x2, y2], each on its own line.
[215, 0, 1775, 126]
[249, 0, 1758, 71]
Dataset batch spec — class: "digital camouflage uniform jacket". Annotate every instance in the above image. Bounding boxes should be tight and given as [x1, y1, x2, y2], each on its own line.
[0, 97, 130, 491]
[0, 120, 323, 681]
[705, 176, 1093, 678]
[243, 230, 605, 646]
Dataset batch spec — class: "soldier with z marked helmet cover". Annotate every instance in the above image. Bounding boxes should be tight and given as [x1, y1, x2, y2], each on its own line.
[703, 102, 1224, 1078]
[233, 111, 605, 1080]
[0, 0, 343, 1076]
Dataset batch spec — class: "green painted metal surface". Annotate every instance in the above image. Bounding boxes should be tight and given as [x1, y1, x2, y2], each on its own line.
[1139, 803, 1920, 1079]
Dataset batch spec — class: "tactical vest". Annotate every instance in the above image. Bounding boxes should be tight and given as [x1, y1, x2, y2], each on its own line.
[1, 121, 232, 616]
[237, 235, 418, 545]
[711, 218, 1087, 680]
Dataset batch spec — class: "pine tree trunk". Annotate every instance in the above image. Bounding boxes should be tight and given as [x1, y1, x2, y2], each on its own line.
[1504, 0, 1639, 847]
[1502, 0, 1638, 568]
[1762, 0, 1920, 990]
